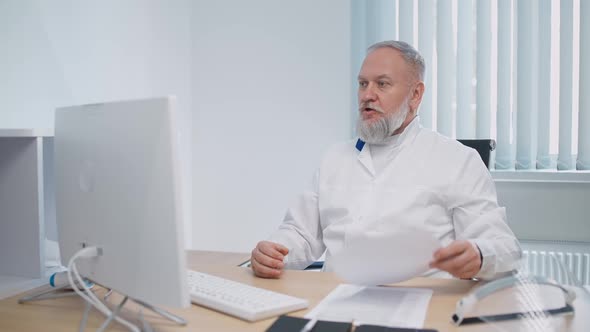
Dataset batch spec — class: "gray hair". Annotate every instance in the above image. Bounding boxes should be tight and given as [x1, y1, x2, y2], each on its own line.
[367, 40, 425, 81]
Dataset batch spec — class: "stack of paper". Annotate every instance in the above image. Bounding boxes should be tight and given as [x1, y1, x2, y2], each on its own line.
[305, 284, 433, 328]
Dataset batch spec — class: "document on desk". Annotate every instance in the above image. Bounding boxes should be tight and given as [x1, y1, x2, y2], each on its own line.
[330, 228, 441, 285]
[305, 284, 433, 328]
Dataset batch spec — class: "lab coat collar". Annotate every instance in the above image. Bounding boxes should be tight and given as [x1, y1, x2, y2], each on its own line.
[355, 139, 365, 152]
[357, 142, 375, 175]
[355, 116, 421, 177]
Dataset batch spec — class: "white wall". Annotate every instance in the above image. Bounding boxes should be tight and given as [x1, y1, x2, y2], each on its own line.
[0, 0, 193, 246]
[0, 0, 352, 252]
[492, 171, 590, 243]
[0, 0, 192, 131]
[190, 1, 352, 252]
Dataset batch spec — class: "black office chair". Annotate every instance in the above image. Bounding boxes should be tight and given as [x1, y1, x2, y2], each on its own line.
[457, 139, 496, 169]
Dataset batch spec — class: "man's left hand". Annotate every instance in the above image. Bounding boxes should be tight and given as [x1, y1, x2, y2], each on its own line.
[429, 240, 481, 279]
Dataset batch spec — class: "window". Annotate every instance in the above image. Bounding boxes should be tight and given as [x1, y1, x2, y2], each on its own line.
[352, 0, 589, 171]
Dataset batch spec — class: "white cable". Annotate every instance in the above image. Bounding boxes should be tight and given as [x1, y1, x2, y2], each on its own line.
[68, 248, 138, 332]
[66, 249, 103, 308]
[68, 248, 139, 332]
[67, 247, 140, 332]
[71, 262, 110, 315]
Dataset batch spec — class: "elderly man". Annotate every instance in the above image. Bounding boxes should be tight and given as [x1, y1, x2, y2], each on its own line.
[251, 40, 521, 280]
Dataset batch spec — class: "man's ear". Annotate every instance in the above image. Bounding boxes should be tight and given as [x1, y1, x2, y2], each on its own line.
[410, 81, 425, 113]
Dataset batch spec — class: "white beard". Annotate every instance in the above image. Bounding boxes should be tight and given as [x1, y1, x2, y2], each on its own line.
[356, 98, 411, 144]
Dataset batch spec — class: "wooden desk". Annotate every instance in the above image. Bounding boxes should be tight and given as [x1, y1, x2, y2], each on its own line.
[1, 250, 588, 331]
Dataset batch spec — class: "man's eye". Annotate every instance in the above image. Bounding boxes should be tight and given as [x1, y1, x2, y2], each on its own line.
[359, 81, 368, 88]
[378, 81, 389, 88]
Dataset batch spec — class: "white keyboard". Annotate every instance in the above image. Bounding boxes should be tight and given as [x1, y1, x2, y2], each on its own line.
[187, 270, 309, 321]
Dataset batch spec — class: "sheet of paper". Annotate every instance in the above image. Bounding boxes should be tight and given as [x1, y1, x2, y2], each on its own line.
[305, 284, 433, 328]
[330, 228, 441, 285]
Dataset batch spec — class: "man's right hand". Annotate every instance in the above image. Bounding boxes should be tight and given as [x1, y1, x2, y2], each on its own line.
[251, 241, 289, 278]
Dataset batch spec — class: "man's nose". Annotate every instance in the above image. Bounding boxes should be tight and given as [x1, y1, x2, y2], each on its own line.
[359, 85, 377, 104]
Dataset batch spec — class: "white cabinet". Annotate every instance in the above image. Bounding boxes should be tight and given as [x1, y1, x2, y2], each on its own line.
[0, 129, 54, 299]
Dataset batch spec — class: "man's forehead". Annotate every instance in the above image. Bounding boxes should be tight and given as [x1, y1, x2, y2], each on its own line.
[358, 63, 406, 81]
[359, 48, 413, 80]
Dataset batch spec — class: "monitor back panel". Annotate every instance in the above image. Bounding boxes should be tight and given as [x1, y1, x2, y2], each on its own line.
[54, 97, 189, 307]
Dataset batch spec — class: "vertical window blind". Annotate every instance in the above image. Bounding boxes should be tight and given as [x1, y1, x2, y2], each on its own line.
[352, 0, 589, 170]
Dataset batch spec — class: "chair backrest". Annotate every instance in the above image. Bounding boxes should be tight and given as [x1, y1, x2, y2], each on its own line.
[457, 139, 496, 168]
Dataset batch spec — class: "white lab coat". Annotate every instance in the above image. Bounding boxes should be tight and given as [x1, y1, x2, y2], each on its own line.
[269, 117, 522, 280]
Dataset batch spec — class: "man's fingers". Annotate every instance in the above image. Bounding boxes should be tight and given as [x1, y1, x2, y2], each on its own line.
[432, 250, 471, 271]
[251, 255, 282, 278]
[252, 247, 284, 269]
[250, 241, 287, 279]
[458, 265, 480, 279]
[433, 241, 469, 261]
[257, 241, 289, 260]
[431, 246, 480, 279]
[453, 262, 480, 279]
[275, 244, 289, 256]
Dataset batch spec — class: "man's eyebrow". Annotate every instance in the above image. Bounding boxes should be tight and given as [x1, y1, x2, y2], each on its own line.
[357, 74, 392, 80]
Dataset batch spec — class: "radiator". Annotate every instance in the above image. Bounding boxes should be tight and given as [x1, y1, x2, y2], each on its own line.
[521, 249, 590, 286]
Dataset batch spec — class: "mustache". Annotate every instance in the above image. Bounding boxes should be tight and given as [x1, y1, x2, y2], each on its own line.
[359, 102, 385, 114]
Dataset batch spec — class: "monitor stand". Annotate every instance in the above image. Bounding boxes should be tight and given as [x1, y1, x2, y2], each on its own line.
[18, 284, 187, 330]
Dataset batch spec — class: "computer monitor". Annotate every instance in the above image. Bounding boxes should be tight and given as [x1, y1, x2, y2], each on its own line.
[54, 96, 189, 308]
